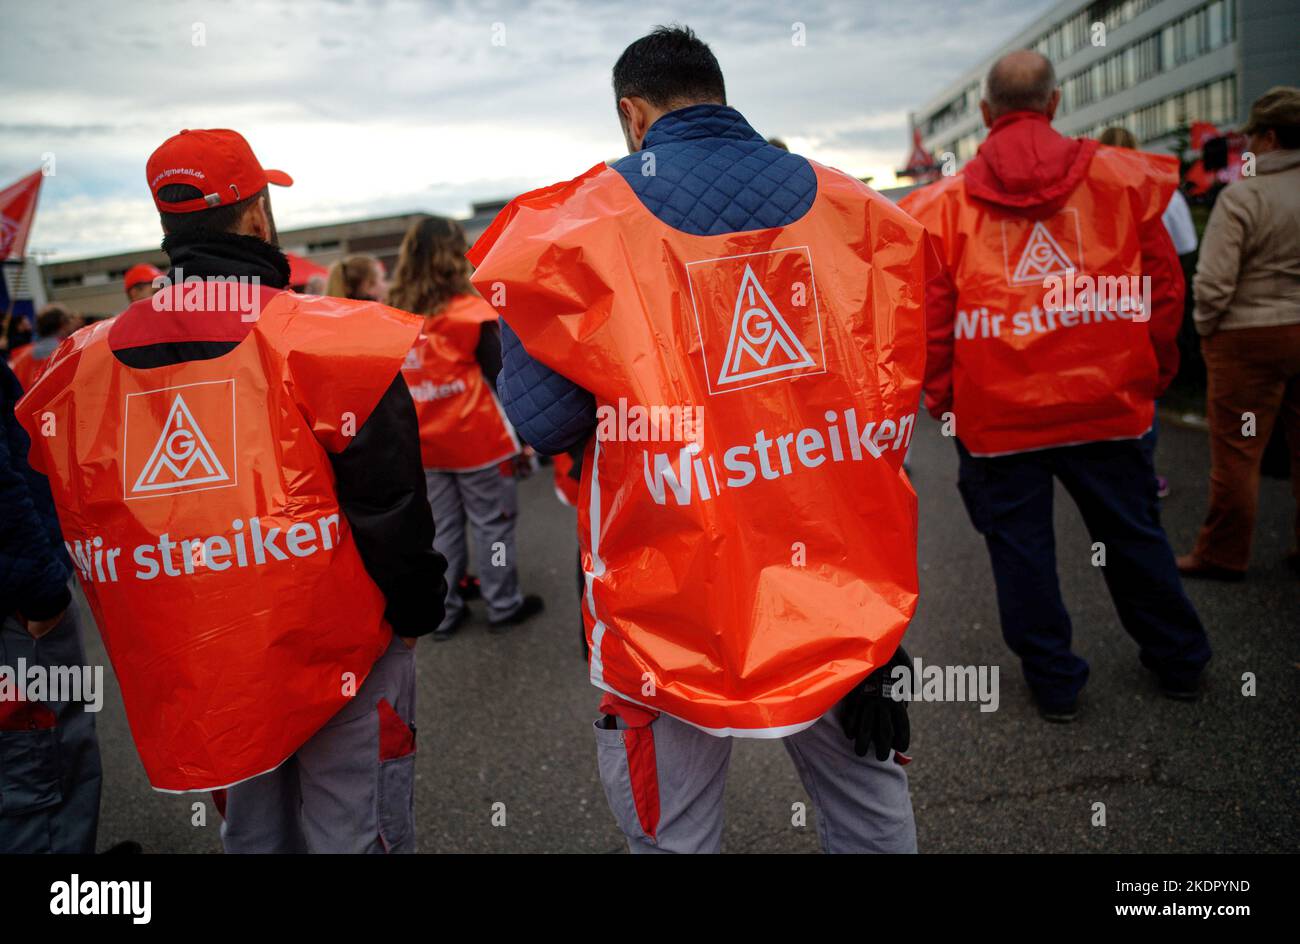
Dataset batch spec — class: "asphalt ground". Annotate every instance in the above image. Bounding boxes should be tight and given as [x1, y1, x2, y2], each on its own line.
[82, 413, 1298, 853]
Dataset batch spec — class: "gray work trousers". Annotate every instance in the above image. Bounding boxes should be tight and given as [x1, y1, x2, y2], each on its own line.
[595, 702, 917, 854]
[424, 465, 523, 628]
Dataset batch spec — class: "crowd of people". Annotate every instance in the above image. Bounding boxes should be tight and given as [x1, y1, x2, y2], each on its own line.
[1, 24, 1296, 855]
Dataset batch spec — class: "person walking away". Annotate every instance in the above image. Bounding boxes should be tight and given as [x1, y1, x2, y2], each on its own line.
[1177, 87, 1300, 580]
[17, 128, 446, 853]
[387, 216, 542, 640]
[0, 359, 103, 853]
[901, 50, 1211, 721]
[474, 26, 925, 853]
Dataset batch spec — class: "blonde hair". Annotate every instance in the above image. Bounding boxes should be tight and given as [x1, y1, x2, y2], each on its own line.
[1099, 126, 1138, 149]
[326, 254, 380, 301]
[386, 216, 474, 317]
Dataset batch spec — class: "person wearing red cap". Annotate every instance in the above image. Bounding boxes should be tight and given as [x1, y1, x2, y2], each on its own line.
[123, 263, 164, 304]
[16, 128, 446, 853]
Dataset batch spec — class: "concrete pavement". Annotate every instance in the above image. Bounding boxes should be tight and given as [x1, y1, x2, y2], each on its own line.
[82, 413, 1299, 853]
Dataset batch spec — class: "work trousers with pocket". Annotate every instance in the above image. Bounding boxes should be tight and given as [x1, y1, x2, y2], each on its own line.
[221, 634, 417, 854]
[594, 696, 916, 854]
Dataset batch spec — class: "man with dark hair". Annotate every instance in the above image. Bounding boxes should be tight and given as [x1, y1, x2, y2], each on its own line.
[7, 303, 79, 390]
[611, 25, 725, 108]
[901, 50, 1210, 721]
[474, 26, 929, 853]
[17, 128, 445, 852]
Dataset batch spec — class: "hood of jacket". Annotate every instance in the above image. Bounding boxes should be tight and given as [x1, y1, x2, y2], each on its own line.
[963, 111, 1099, 218]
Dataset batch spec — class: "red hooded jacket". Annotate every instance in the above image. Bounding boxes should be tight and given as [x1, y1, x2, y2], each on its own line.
[902, 112, 1184, 452]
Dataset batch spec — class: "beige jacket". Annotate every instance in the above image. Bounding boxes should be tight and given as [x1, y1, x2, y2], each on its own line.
[1193, 148, 1300, 336]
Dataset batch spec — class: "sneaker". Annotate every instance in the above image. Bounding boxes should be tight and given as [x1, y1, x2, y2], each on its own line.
[1155, 475, 1170, 498]
[432, 606, 469, 642]
[489, 594, 544, 634]
[1176, 554, 1245, 582]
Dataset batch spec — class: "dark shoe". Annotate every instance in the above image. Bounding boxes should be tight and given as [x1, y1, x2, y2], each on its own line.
[1140, 653, 1203, 701]
[1158, 678, 1202, 701]
[489, 594, 544, 634]
[102, 841, 143, 854]
[432, 607, 469, 642]
[1176, 554, 1245, 582]
[1036, 698, 1078, 723]
[458, 574, 482, 601]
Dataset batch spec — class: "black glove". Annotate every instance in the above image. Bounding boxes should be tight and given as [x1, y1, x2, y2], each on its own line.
[839, 644, 911, 761]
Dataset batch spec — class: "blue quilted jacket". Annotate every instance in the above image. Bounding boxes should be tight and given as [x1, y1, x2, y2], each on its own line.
[496, 104, 817, 454]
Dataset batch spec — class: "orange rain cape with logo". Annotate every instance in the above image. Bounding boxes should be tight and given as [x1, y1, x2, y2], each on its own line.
[17, 286, 420, 792]
[900, 148, 1177, 456]
[400, 293, 519, 471]
[469, 162, 927, 736]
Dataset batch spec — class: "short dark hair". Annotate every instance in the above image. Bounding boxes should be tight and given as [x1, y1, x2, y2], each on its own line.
[35, 303, 71, 337]
[157, 183, 266, 235]
[612, 25, 725, 109]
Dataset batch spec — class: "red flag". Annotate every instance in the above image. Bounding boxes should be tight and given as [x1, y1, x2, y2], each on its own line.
[286, 251, 328, 288]
[899, 128, 939, 183]
[0, 170, 44, 261]
[1189, 121, 1221, 149]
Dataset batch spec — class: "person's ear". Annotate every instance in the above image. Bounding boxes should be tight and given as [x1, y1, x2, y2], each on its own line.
[1045, 88, 1061, 120]
[618, 96, 652, 151]
[980, 99, 994, 129]
[240, 194, 272, 242]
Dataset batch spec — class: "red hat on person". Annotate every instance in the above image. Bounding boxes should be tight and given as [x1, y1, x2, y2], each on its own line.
[146, 129, 292, 214]
[123, 263, 163, 293]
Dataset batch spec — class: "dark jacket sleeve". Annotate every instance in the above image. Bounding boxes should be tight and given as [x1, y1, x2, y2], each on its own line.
[328, 374, 446, 638]
[497, 320, 597, 455]
[1, 362, 72, 621]
[475, 321, 503, 393]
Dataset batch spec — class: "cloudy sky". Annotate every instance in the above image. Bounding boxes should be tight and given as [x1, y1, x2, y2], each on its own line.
[1, 0, 1056, 261]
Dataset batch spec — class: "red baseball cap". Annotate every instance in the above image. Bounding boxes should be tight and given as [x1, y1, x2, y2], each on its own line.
[123, 263, 163, 292]
[146, 129, 292, 214]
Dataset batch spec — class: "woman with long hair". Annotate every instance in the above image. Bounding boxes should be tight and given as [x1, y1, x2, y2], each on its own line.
[325, 254, 387, 302]
[388, 216, 543, 639]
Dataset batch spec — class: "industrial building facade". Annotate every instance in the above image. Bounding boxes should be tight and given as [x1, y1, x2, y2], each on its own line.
[913, 0, 1298, 162]
[41, 201, 506, 320]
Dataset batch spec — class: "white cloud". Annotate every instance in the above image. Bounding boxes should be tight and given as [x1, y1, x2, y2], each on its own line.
[1, 0, 1057, 258]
